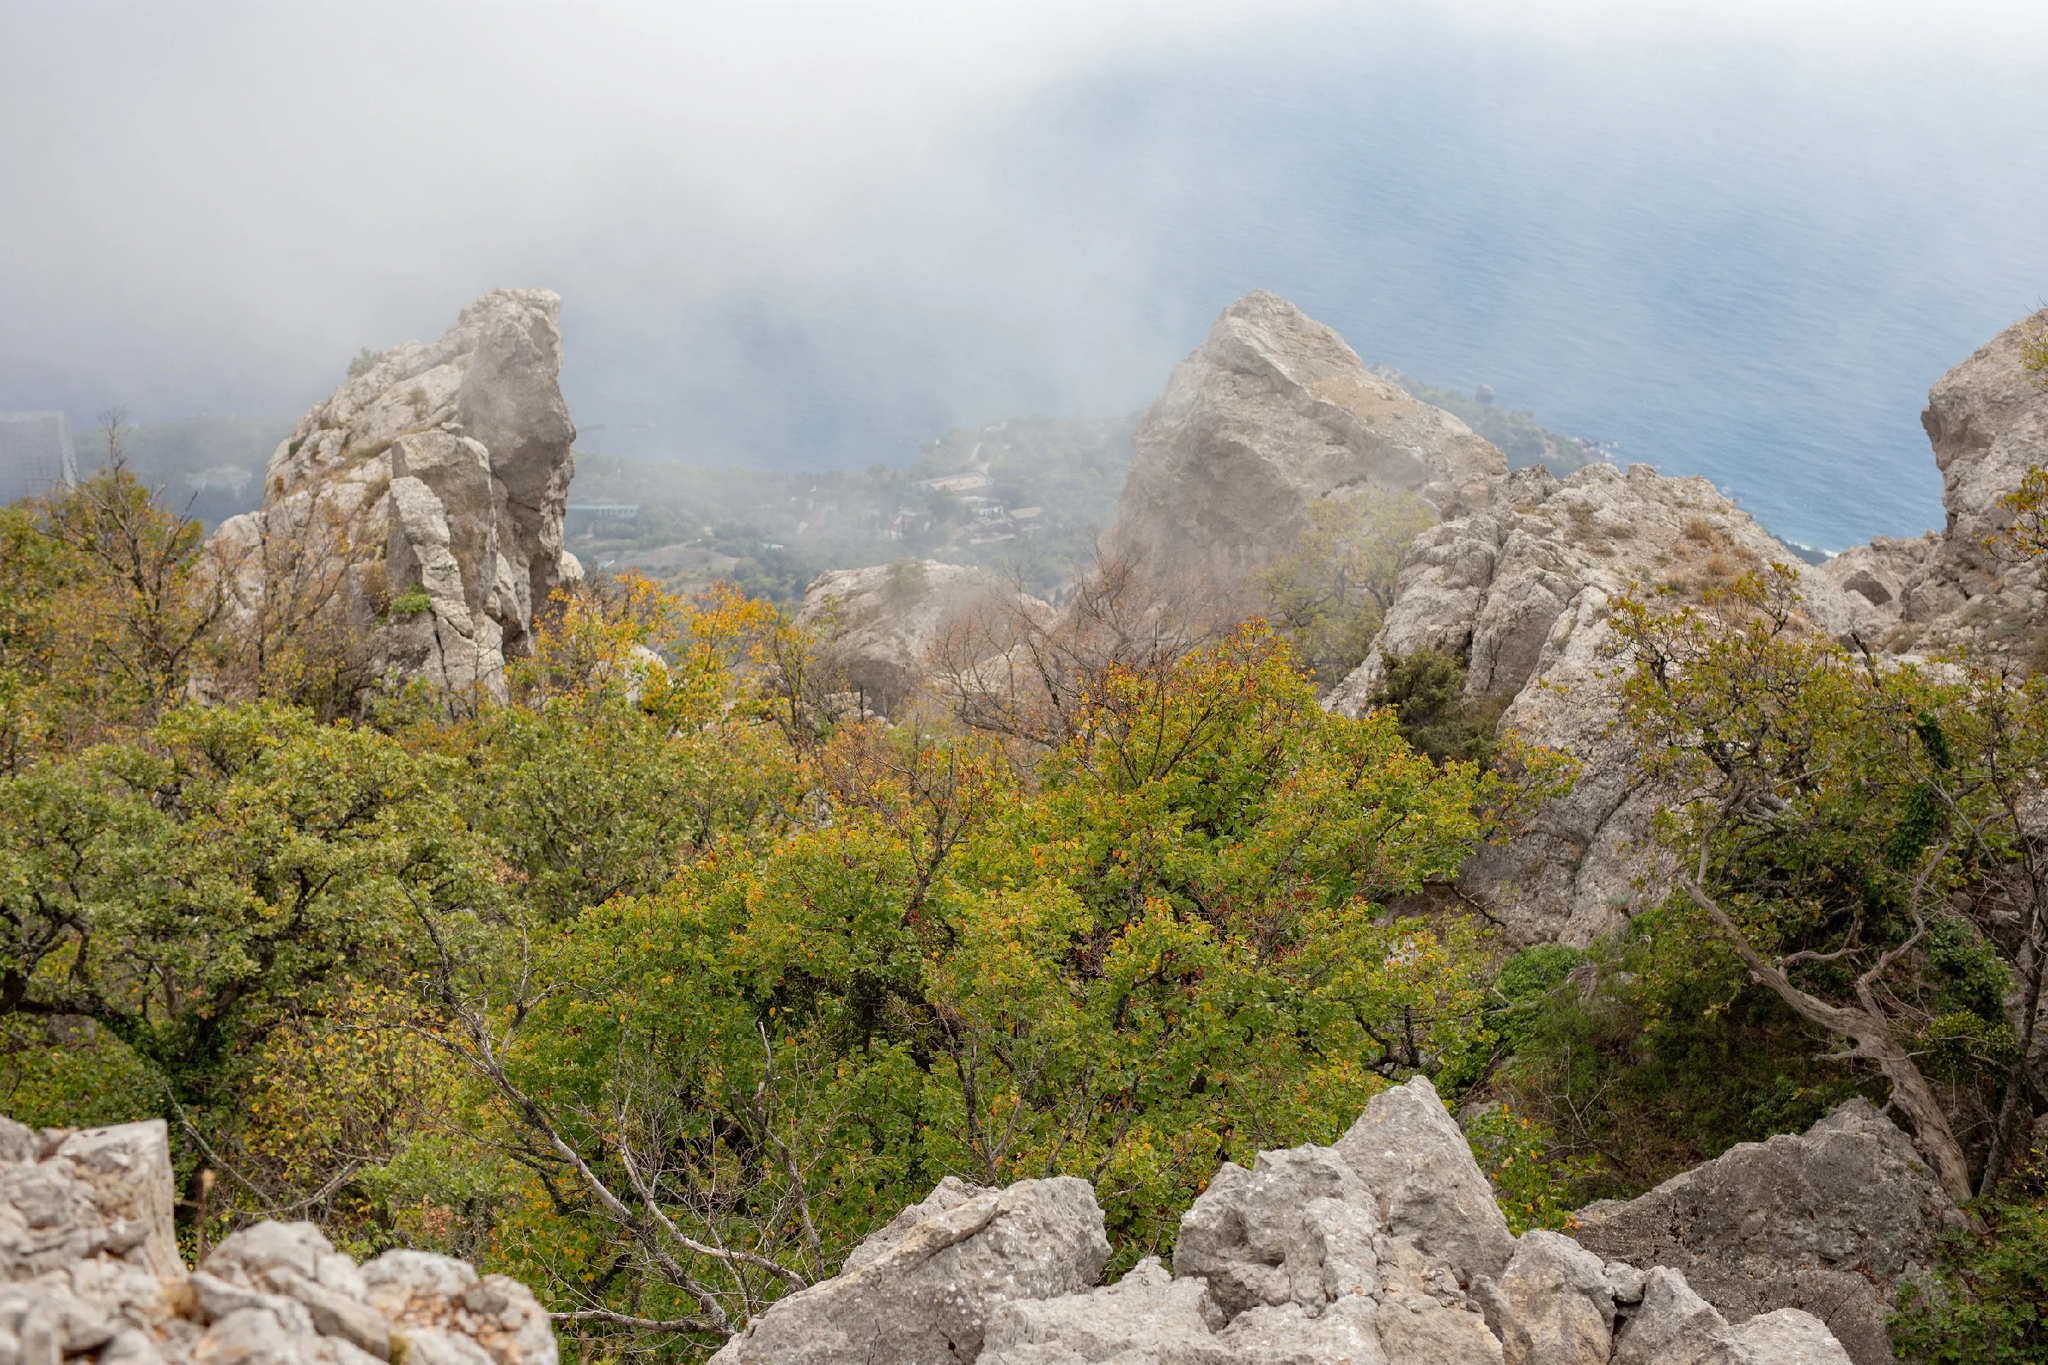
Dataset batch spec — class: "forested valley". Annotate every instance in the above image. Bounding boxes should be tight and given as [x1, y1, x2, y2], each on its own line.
[9, 423, 2048, 1361]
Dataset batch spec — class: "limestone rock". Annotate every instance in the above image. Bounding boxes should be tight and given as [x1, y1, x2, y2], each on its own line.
[709, 1176, 1110, 1365]
[1572, 1100, 1960, 1365]
[1325, 463, 1861, 944]
[794, 560, 1052, 717]
[1172, 1146, 1382, 1316]
[1491, 1230, 1613, 1365]
[1104, 291, 1506, 604]
[690, 1081, 1862, 1365]
[0, 1118, 179, 1282]
[1612, 1267, 1731, 1365]
[1861, 306, 2048, 659]
[1333, 1076, 1516, 1285]
[209, 289, 579, 698]
[1169, 1077, 1506, 1364]
[979, 1257, 1231, 1365]
[359, 1251, 555, 1365]
[1371, 1291, 1504, 1365]
[0, 1110, 555, 1365]
[1218, 1295, 1392, 1365]
[1709, 1309, 1855, 1365]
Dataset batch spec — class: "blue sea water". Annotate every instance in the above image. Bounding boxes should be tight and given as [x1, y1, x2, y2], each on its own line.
[10, 7, 2040, 555]
[557, 14, 2048, 553]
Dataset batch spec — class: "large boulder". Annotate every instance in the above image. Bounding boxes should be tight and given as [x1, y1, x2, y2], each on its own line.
[0, 1119, 180, 1282]
[0, 1113, 557, 1365]
[1815, 305, 2048, 661]
[1614, 1268, 1851, 1365]
[1104, 291, 1506, 605]
[209, 289, 580, 698]
[701, 1079, 1863, 1365]
[1572, 1100, 1960, 1365]
[1333, 1076, 1517, 1285]
[708, 1176, 1110, 1365]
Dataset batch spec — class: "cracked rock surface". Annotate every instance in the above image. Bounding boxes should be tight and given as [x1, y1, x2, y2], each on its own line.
[710, 1078, 1868, 1365]
[208, 288, 580, 698]
[0, 1116, 556, 1365]
[1572, 1099, 1961, 1365]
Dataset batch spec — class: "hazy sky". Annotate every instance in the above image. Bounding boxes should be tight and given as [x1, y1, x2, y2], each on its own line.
[5, 0, 2047, 545]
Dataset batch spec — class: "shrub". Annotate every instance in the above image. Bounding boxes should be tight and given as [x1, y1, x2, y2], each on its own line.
[388, 584, 433, 618]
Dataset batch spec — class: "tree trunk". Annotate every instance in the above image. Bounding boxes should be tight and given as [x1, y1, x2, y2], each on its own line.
[1681, 879, 1975, 1203]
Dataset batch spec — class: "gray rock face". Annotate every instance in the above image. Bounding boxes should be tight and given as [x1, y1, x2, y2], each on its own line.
[980, 1257, 1232, 1365]
[1105, 292, 1506, 603]
[726, 1076, 1857, 1365]
[1572, 1100, 1959, 1365]
[210, 289, 579, 698]
[709, 1176, 1110, 1365]
[0, 1113, 555, 1365]
[1307, 309, 2048, 943]
[1823, 305, 2048, 661]
[1333, 1077, 1517, 1284]
[0, 1118, 180, 1283]
[1614, 1268, 1851, 1365]
[1491, 1231, 1612, 1365]
[794, 560, 1053, 717]
[1323, 462, 1863, 945]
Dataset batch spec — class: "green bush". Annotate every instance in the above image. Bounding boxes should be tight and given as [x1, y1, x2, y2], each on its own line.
[1369, 649, 1506, 766]
[1894, 1198, 2048, 1363]
[387, 584, 433, 618]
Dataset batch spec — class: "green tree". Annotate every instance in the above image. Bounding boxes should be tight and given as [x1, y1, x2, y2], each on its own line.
[1606, 568, 2048, 1202]
[1369, 649, 1507, 765]
[0, 703, 486, 1141]
[408, 623, 1526, 1357]
[1258, 492, 1433, 686]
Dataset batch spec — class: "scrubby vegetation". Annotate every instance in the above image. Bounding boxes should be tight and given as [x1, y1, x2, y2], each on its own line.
[11, 462, 2048, 1359]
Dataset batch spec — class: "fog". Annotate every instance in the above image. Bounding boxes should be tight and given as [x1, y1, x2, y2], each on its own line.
[4, 0, 2047, 545]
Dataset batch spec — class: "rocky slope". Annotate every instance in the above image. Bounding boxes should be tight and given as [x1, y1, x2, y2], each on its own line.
[1320, 462, 1869, 943]
[2, 1092, 1944, 1365]
[210, 289, 579, 697]
[712, 1077, 1897, 1365]
[793, 559, 1053, 717]
[0, 1116, 555, 1365]
[1814, 305, 2048, 659]
[793, 296, 2048, 946]
[1573, 1099, 1961, 1365]
[1320, 307, 2048, 944]
[1104, 291, 1506, 605]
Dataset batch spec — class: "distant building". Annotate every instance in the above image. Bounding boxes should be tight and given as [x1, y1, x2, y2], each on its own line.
[0, 412, 78, 505]
[919, 472, 992, 495]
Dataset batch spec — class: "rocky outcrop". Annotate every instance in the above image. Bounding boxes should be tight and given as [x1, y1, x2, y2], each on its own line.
[210, 289, 580, 697]
[1572, 1100, 1961, 1365]
[794, 560, 1052, 717]
[709, 1175, 1109, 1365]
[1316, 309, 2048, 943]
[0, 1116, 556, 1365]
[1322, 463, 1864, 944]
[712, 1076, 1857, 1365]
[1105, 292, 1507, 604]
[1816, 305, 2048, 660]
[1614, 1268, 1851, 1365]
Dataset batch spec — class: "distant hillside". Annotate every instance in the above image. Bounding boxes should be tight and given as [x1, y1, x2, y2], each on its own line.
[570, 413, 1133, 603]
[84, 377, 1599, 596]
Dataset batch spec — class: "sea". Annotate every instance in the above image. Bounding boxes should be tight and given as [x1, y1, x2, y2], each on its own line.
[556, 11, 2048, 555]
